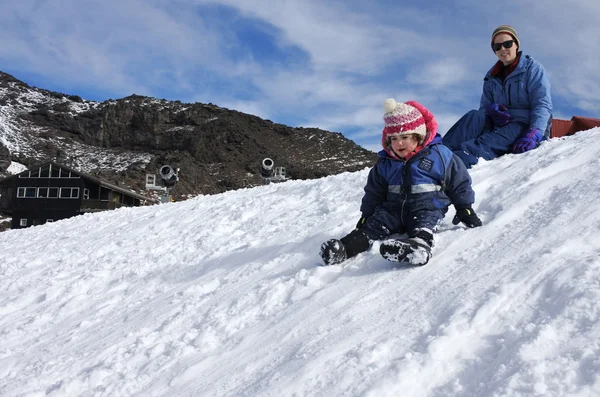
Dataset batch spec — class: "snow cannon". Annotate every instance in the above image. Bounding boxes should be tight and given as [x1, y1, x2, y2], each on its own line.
[159, 165, 179, 187]
[260, 158, 288, 184]
[261, 158, 275, 179]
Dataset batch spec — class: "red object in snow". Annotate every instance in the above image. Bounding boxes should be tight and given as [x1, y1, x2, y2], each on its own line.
[551, 116, 600, 138]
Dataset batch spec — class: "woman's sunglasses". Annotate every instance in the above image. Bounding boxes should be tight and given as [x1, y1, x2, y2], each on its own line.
[492, 40, 515, 51]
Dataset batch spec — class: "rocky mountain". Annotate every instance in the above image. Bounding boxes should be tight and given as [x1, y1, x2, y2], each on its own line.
[0, 71, 378, 200]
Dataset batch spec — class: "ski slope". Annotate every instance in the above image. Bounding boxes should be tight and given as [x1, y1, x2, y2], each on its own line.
[1, 129, 600, 397]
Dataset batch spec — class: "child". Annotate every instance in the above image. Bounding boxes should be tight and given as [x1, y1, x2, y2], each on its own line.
[320, 99, 482, 266]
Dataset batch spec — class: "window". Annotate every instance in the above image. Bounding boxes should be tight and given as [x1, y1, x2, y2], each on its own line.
[40, 166, 50, 178]
[146, 174, 156, 187]
[18, 166, 80, 179]
[20, 219, 27, 227]
[100, 187, 109, 201]
[48, 187, 59, 198]
[46, 219, 54, 223]
[17, 187, 37, 198]
[60, 187, 79, 198]
[83, 188, 90, 199]
[38, 187, 49, 197]
[59, 169, 80, 179]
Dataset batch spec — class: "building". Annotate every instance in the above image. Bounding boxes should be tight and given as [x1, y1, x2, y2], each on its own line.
[0, 161, 150, 229]
[551, 116, 600, 138]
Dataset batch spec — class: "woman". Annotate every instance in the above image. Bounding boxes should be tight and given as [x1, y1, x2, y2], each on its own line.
[442, 25, 552, 168]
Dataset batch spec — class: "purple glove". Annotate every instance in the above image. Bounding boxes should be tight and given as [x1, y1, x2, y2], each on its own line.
[486, 103, 511, 127]
[512, 128, 542, 153]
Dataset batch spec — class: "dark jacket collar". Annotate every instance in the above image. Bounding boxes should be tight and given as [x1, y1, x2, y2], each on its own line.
[489, 51, 523, 79]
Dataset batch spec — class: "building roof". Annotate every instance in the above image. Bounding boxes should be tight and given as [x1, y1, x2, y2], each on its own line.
[572, 116, 600, 130]
[0, 161, 151, 202]
[551, 116, 600, 138]
[550, 119, 573, 138]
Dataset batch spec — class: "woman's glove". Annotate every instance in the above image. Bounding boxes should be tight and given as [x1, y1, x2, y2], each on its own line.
[452, 207, 482, 228]
[485, 103, 511, 127]
[512, 128, 542, 153]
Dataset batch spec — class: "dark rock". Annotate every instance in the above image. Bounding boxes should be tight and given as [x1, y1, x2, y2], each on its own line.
[0, 142, 10, 171]
[0, 70, 378, 200]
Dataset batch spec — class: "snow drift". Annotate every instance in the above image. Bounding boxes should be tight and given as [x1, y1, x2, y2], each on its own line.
[1, 129, 600, 397]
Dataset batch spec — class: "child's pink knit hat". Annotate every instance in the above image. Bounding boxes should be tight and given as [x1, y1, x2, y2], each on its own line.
[381, 98, 438, 150]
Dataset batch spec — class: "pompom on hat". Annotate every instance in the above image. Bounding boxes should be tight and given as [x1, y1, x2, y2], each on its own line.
[491, 25, 520, 50]
[381, 98, 438, 155]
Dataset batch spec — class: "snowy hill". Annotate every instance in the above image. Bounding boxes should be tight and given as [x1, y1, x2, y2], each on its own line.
[1, 130, 600, 397]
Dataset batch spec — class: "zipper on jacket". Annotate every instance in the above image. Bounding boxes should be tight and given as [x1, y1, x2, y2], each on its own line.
[400, 198, 407, 227]
[400, 161, 408, 228]
[399, 150, 426, 228]
[496, 77, 508, 108]
[507, 84, 512, 106]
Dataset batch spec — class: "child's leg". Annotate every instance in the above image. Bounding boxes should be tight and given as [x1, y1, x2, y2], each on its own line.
[320, 207, 403, 265]
[360, 207, 404, 240]
[320, 229, 371, 265]
[380, 228, 434, 266]
[379, 209, 442, 265]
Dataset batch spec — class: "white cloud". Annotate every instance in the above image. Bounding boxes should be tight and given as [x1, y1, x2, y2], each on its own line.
[1, 0, 599, 149]
[405, 58, 473, 89]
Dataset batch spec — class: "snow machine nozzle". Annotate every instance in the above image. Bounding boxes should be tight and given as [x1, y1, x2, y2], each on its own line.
[261, 158, 275, 178]
[159, 165, 179, 187]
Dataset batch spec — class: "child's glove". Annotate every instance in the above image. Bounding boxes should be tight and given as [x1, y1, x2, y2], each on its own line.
[356, 215, 367, 229]
[452, 207, 482, 228]
[512, 128, 542, 153]
[485, 103, 511, 127]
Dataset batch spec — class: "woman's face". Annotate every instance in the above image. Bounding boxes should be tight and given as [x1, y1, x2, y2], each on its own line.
[389, 134, 419, 158]
[492, 33, 518, 65]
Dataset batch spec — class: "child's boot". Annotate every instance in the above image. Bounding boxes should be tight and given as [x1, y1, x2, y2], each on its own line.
[320, 229, 370, 265]
[379, 230, 433, 266]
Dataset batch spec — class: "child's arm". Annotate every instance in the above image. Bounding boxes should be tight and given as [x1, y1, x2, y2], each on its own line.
[445, 154, 482, 228]
[444, 154, 475, 208]
[359, 162, 387, 217]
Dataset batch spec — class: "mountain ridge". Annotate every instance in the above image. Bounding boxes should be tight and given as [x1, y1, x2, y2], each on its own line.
[0, 71, 378, 199]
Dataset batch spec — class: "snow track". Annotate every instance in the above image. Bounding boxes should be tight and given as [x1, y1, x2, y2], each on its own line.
[1, 130, 600, 396]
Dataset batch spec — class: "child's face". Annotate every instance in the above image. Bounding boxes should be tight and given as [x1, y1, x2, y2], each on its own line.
[389, 134, 419, 158]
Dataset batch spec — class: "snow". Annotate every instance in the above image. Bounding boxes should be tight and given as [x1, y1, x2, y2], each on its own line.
[0, 83, 153, 172]
[50, 139, 152, 173]
[0, 88, 34, 154]
[63, 99, 99, 116]
[6, 161, 28, 174]
[166, 126, 196, 133]
[1, 129, 600, 397]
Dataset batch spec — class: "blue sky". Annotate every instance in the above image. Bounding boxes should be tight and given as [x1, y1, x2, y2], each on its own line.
[2, 0, 600, 151]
